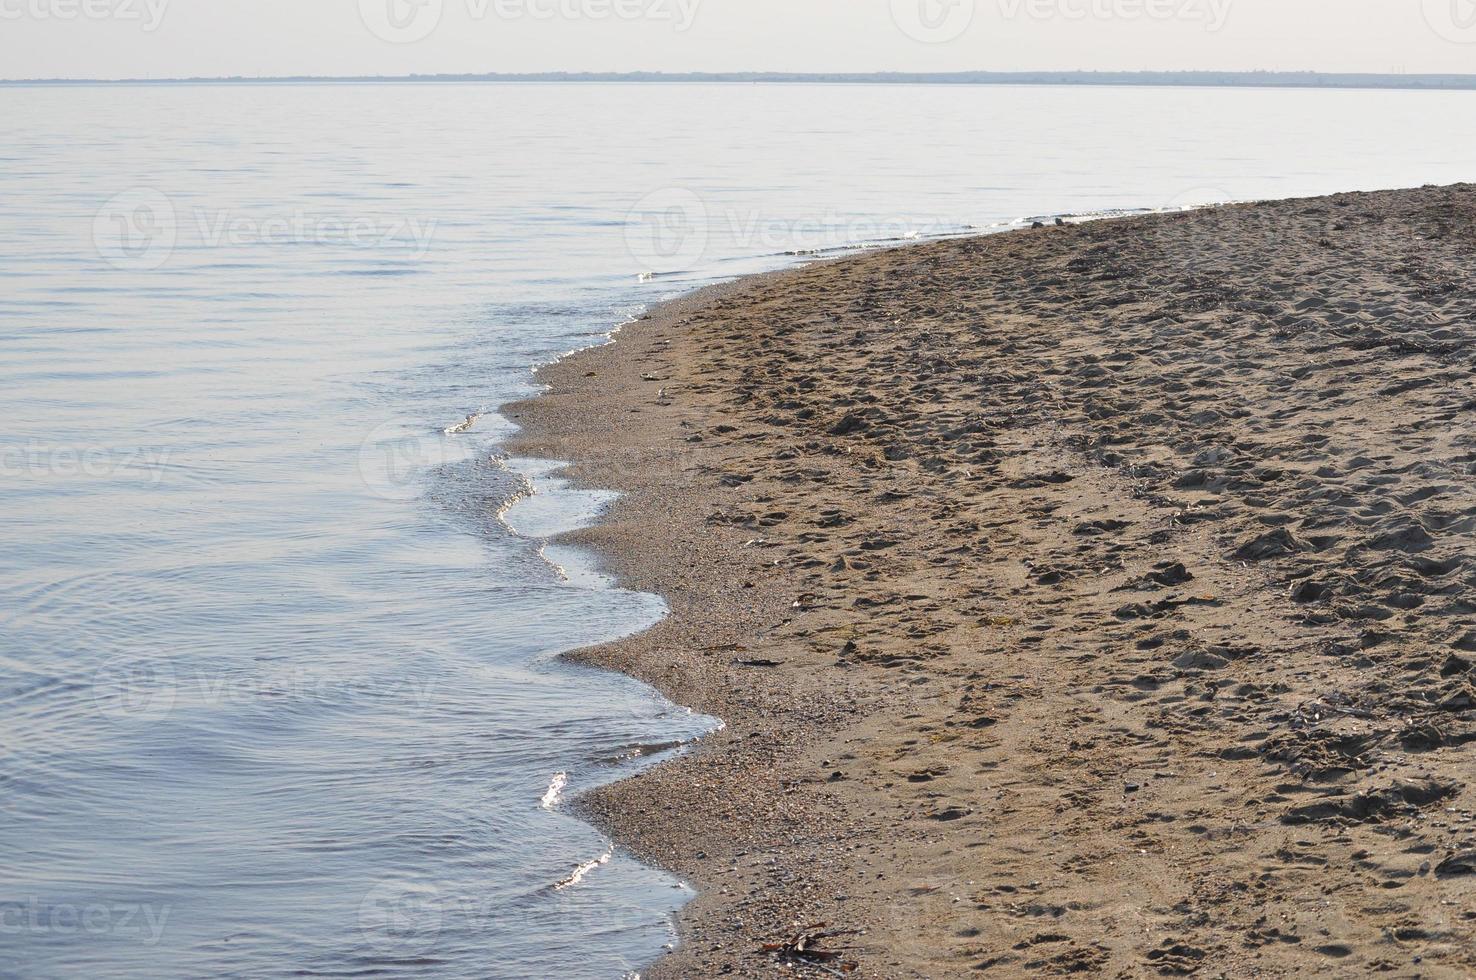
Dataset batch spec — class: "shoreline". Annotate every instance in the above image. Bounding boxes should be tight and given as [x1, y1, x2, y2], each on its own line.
[506, 184, 1476, 977]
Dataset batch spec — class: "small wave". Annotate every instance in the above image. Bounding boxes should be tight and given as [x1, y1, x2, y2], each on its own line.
[592, 740, 687, 765]
[536, 544, 571, 583]
[540, 771, 569, 809]
[443, 412, 481, 435]
[490, 462, 535, 526]
[553, 846, 612, 891]
[335, 267, 421, 277]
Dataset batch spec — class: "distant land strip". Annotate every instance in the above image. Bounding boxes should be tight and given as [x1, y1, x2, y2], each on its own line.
[8, 70, 1476, 90]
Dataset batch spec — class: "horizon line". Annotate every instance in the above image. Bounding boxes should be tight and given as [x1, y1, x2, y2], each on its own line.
[6, 69, 1476, 90]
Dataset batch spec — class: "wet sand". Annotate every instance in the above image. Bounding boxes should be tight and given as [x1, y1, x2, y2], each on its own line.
[505, 185, 1476, 977]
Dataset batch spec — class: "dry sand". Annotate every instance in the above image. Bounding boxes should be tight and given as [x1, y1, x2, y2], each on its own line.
[504, 185, 1476, 977]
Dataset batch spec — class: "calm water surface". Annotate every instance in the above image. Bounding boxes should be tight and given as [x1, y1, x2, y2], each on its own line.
[2, 82, 1474, 978]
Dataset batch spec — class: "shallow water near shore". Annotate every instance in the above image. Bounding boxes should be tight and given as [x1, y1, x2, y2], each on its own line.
[3, 81, 1476, 978]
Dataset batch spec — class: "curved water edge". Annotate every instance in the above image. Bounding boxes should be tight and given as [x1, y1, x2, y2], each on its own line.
[479, 196, 1245, 968]
[492, 441, 722, 926]
[478, 195, 1255, 970]
[8, 80, 1476, 980]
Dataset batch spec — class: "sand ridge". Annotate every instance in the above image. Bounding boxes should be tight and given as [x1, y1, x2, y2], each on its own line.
[506, 184, 1476, 977]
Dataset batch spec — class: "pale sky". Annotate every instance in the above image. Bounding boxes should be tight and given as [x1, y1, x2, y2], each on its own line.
[2, 0, 1475, 80]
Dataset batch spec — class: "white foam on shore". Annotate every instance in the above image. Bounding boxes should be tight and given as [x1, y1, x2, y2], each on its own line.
[541, 771, 569, 809]
[554, 846, 613, 890]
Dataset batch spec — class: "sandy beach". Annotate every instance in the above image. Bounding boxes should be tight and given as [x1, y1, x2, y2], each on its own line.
[505, 185, 1476, 978]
